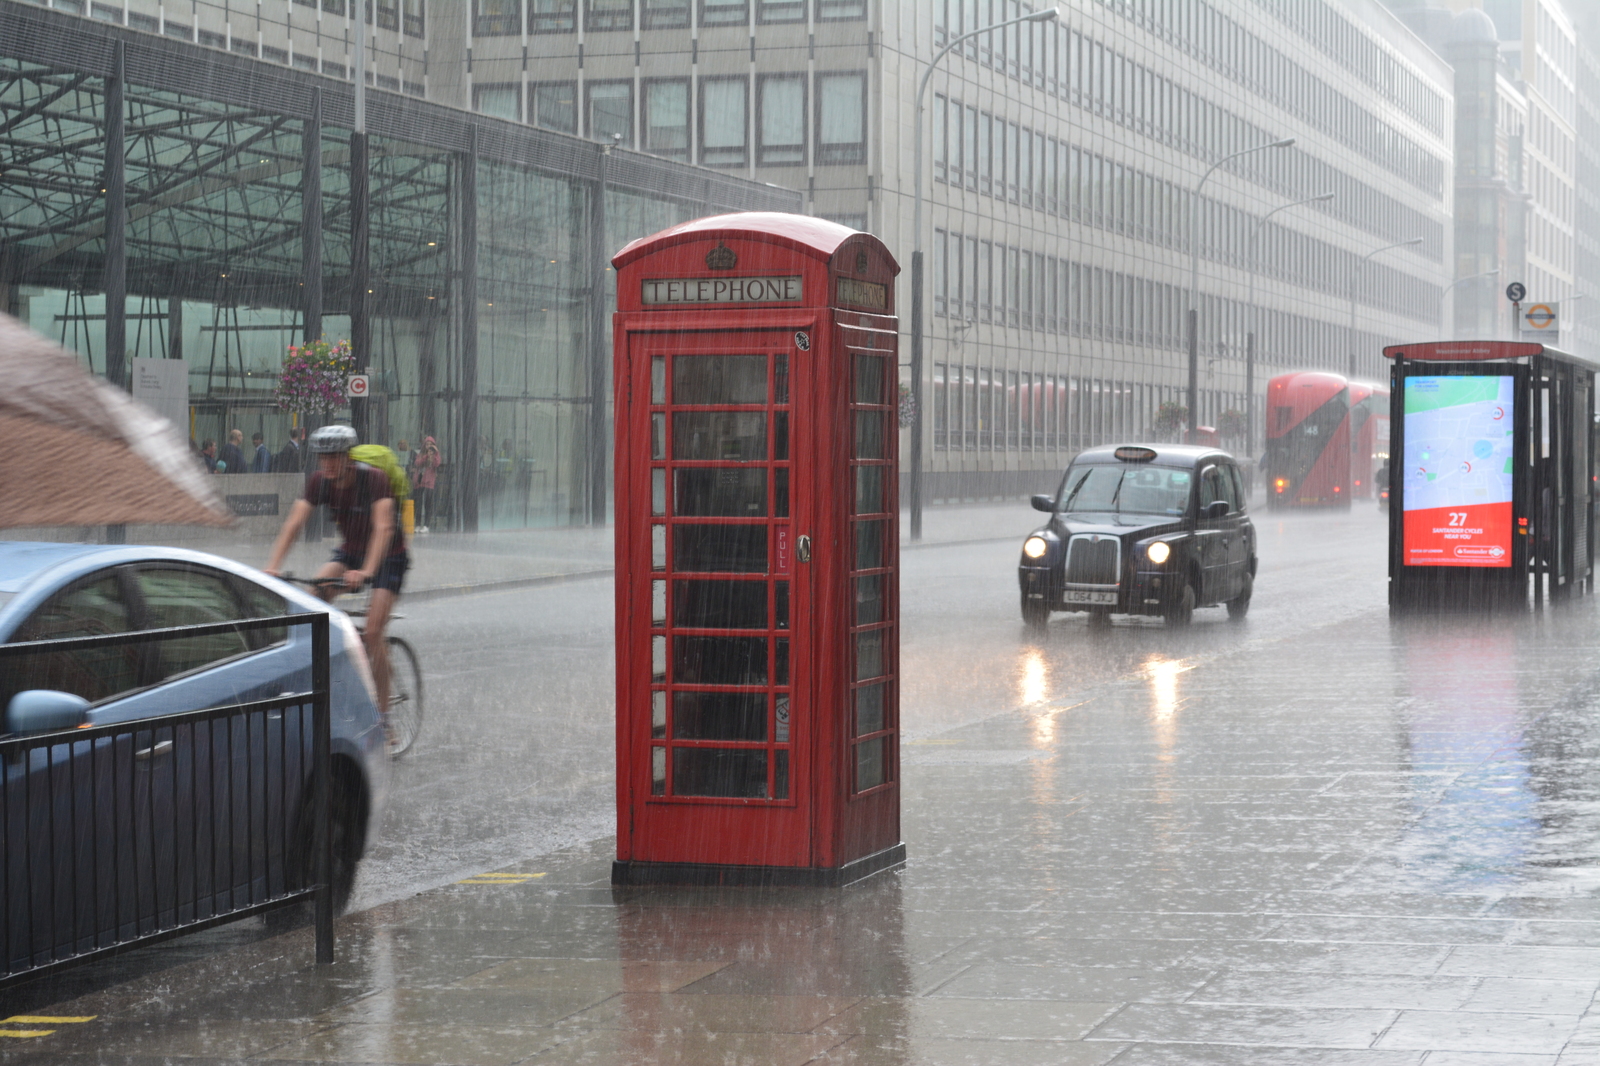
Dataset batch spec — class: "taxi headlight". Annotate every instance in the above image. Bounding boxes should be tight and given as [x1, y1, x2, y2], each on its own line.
[1146, 541, 1171, 565]
[1023, 536, 1050, 560]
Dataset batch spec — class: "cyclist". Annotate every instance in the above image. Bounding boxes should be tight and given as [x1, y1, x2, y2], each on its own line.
[265, 424, 409, 716]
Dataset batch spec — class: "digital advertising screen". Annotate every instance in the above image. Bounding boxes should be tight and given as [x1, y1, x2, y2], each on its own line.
[1402, 375, 1515, 568]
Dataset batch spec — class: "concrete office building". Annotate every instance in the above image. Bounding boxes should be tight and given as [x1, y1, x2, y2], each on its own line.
[0, 0, 798, 529]
[472, 0, 1454, 494]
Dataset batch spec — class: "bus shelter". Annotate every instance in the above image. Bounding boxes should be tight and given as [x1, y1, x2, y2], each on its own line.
[1383, 340, 1596, 612]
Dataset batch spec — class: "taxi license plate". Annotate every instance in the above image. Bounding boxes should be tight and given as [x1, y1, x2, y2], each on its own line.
[1063, 591, 1116, 605]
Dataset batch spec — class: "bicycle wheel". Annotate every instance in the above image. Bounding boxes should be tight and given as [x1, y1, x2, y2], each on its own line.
[383, 635, 424, 757]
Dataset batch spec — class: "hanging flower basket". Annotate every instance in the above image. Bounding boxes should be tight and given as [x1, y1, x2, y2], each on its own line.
[274, 339, 355, 416]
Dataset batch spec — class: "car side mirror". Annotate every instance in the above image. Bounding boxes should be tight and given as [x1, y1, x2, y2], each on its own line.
[1204, 500, 1230, 520]
[6, 690, 91, 734]
[1030, 494, 1056, 513]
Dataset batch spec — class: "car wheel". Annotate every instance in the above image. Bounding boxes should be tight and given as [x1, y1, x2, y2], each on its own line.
[1165, 580, 1196, 627]
[1021, 595, 1050, 630]
[289, 762, 368, 915]
[1226, 571, 1253, 621]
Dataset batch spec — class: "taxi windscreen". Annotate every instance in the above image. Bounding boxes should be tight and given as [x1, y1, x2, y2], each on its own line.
[1058, 464, 1192, 517]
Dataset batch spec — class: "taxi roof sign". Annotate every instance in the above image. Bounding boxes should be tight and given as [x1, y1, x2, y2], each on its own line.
[1114, 446, 1158, 462]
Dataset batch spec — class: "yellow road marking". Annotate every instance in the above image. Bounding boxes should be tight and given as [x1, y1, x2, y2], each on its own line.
[0, 1031, 56, 1038]
[457, 872, 546, 885]
[3, 1017, 96, 1024]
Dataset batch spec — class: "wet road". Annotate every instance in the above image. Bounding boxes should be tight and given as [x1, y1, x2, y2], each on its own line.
[356, 502, 1396, 909]
[14, 498, 1600, 1061]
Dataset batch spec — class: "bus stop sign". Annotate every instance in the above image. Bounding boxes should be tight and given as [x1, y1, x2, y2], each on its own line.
[1506, 281, 1526, 303]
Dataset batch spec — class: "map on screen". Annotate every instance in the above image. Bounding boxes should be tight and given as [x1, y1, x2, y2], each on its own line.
[1402, 375, 1515, 567]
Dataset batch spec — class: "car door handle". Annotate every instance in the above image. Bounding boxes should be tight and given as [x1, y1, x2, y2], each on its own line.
[134, 739, 174, 761]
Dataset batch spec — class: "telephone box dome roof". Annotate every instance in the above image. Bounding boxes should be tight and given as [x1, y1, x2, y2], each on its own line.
[612, 211, 898, 273]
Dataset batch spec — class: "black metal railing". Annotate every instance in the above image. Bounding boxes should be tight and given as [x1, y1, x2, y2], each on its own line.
[0, 613, 333, 988]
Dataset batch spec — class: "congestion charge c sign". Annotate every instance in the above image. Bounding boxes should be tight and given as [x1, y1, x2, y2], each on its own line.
[1401, 375, 1515, 568]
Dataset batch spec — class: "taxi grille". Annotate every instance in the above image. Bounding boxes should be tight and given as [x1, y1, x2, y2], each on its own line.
[1065, 536, 1120, 585]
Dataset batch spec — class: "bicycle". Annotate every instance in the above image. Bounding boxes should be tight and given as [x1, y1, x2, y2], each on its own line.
[285, 576, 424, 758]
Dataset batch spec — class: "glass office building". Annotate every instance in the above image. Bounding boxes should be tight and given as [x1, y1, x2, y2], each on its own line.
[0, 2, 800, 529]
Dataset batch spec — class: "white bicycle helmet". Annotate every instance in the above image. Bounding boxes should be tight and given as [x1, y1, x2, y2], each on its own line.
[309, 424, 358, 454]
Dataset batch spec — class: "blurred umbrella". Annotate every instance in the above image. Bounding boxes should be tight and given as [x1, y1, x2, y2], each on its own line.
[0, 312, 232, 529]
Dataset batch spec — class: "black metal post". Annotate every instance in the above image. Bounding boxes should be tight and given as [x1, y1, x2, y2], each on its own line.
[168, 296, 183, 362]
[103, 42, 126, 389]
[311, 612, 334, 965]
[909, 249, 924, 540]
[587, 144, 610, 527]
[1245, 330, 1255, 457]
[103, 41, 127, 546]
[1185, 308, 1198, 437]
[302, 91, 324, 344]
[458, 126, 480, 533]
[350, 131, 371, 443]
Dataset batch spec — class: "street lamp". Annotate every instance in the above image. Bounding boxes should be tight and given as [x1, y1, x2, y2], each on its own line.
[1348, 237, 1423, 377]
[1187, 137, 1295, 435]
[1439, 267, 1499, 337]
[909, 5, 1058, 541]
[1245, 191, 1333, 456]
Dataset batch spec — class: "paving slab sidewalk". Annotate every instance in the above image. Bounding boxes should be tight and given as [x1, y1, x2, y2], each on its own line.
[7, 500, 1041, 600]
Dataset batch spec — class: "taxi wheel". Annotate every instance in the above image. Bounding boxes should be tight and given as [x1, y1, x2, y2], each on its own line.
[1021, 595, 1050, 630]
[1165, 582, 1196, 627]
[1226, 572, 1253, 621]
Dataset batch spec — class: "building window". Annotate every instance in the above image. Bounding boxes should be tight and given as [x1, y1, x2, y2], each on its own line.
[586, 0, 632, 31]
[475, 83, 523, 122]
[699, 77, 747, 167]
[532, 81, 578, 132]
[588, 80, 634, 147]
[757, 75, 805, 166]
[816, 72, 865, 166]
[700, 0, 747, 27]
[404, 0, 426, 36]
[816, 0, 863, 19]
[643, 79, 690, 159]
[758, 0, 803, 23]
[376, 1, 400, 30]
[531, 0, 577, 32]
[475, 0, 521, 35]
[128, 12, 159, 31]
[642, 0, 688, 27]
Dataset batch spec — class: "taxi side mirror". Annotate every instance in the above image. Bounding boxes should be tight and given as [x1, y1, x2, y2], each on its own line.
[6, 690, 90, 734]
[1030, 494, 1056, 513]
[1204, 500, 1230, 520]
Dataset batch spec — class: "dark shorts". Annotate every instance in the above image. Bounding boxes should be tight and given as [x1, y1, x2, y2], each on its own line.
[331, 549, 410, 594]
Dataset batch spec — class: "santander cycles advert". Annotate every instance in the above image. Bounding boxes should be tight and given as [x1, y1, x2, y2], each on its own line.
[1402, 375, 1515, 568]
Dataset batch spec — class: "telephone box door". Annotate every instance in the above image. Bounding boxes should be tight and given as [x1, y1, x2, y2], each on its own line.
[620, 327, 817, 868]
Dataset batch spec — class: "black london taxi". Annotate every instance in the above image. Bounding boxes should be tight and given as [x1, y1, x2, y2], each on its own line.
[1017, 444, 1256, 628]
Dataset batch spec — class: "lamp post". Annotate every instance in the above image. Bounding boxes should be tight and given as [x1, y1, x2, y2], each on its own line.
[1439, 267, 1499, 338]
[909, 5, 1058, 542]
[1348, 237, 1423, 377]
[1244, 191, 1333, 456]
[1187, 137, 1294, 436]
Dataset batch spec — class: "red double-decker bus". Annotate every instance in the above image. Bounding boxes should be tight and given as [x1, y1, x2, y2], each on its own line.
[1346, 379, 1391, 500]
[1263, 371, 1353, 508]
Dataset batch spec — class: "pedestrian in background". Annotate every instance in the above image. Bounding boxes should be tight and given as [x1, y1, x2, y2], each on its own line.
[198, 438, 217, 473]
[273, 428, 301, 473]
[219, 429, 245, 475]
[413, 436, 441, 533]
[395, 438, 414, 478]
[251, 431, 272, 473]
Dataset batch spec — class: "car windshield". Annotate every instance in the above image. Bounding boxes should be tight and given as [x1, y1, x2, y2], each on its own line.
[1058, 464, 1192, 517]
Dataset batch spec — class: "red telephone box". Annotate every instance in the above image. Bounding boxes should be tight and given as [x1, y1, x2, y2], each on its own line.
[610, 213, 903, 886]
